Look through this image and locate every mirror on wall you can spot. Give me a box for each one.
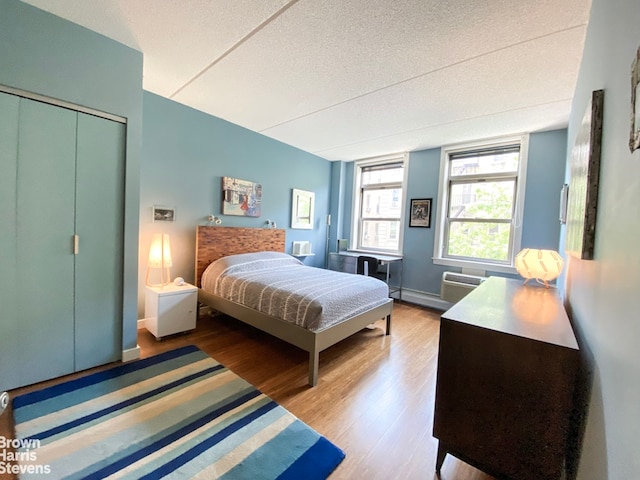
[291,189,314,229]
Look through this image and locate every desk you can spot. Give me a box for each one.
[328,251,403,301]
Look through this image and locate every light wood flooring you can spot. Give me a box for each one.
[1,301,494,480]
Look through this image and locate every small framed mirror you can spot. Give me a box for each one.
[291,189,314,229]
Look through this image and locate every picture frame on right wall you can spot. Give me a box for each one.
[630,45,640,152]
[566,89,604,260]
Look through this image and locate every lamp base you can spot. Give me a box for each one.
[145,266,172,288]
[522,278,552,289]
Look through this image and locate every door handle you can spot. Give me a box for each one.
[73,234,79,255]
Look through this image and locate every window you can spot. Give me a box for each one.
[352,155,408,254]
[433,136,528,272]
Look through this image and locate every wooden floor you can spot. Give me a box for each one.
[0,301,494,480]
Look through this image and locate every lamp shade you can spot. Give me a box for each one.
[146,234,172,287]
[148,233,172,268]
[515,248,563,288]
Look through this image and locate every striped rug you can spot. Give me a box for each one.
[12,345,345,479]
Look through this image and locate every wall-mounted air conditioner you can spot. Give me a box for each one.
[441,272,487,303]
[292,241,312,256]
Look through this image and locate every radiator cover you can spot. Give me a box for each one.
[441,272,487,303]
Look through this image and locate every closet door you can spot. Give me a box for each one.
[15,99,77,386]
[74,113,125,370]
[0,92,20,391]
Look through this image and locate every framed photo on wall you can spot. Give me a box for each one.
[409,198,432,228]
[152,205,175,222]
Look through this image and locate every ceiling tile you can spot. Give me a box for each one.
[21,0,591,160]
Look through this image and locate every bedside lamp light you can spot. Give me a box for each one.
[146,233,172,288]
[515,248,564,288]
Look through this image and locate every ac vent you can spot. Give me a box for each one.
[292,241,311,256]
[442,272,484,286]
[441,272,487,303]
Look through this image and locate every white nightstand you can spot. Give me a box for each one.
[145,283,198,340]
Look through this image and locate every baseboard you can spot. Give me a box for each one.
[122,345,141,363]
[400,288,452,311]
[137,318,147,329]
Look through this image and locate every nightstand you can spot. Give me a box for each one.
[144,283,198,340]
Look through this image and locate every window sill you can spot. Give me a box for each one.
[432,257,517,275]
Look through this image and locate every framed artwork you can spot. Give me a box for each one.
[221,177,262,217]
[152,205,175,222]
[409,198,432,227]
[630,46,640,152]
[566,90,604,260]
[291,188,314,229]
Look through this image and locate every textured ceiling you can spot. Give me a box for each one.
[21,0,591,161]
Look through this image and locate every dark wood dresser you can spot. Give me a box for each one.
[433,276,580,480]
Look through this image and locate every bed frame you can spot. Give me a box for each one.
[195,225,393,386]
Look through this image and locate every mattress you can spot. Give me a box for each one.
[201,251,389,332]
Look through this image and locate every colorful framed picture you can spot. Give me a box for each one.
[409,198,432,228]
[221,177,262,217]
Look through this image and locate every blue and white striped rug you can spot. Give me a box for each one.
[12,345,345,479]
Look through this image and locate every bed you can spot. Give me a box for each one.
[195,225,393,386]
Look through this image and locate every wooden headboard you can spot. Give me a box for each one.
[195,226,286,287]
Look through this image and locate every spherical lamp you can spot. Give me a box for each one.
[514,248,564,288]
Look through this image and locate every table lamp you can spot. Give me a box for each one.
[514,248,563,288]
[146,233,172,287]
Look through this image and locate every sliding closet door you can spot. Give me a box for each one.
[74,113,125,371]
[0,92,20,391]
[16,98,77,386]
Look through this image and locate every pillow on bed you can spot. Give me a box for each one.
[202,251,303,286]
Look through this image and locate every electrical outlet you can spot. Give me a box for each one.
[0,391,8,415]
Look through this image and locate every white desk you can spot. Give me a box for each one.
[328,251,403,301]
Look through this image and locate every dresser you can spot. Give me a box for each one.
[433,277,580,480]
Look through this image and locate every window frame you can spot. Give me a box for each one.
[350,153,409,255]
[432,135,529,273]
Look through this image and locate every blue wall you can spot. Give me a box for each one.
[333,129,568,302]
[328,161,348,254]
[0,0,143,352]
[6,3,636,476]
[1,0,573,365]
[522,129,567,249]
[403,148,445,295]
[139,92,332,314]
[560,0,640,477]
